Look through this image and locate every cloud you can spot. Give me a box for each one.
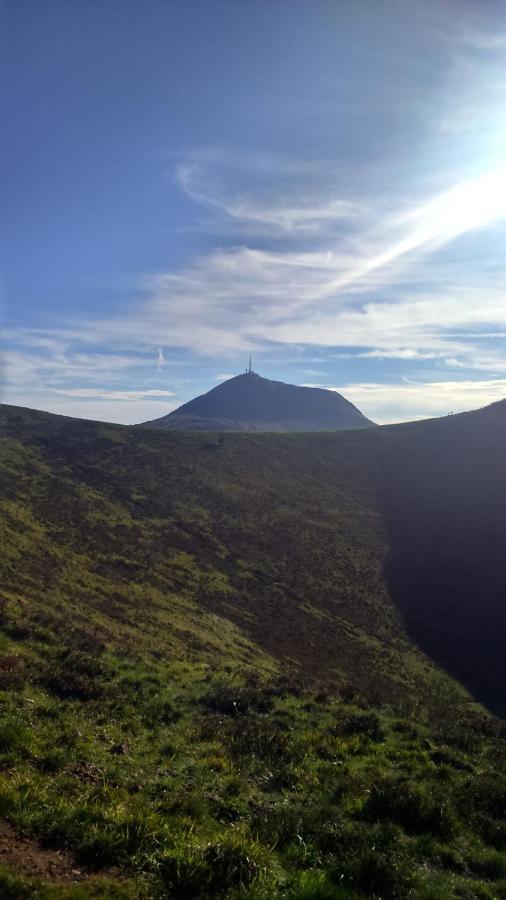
[102,151,506,365]
[157,348,166,373]
[176,160,363,234]
[7,212,506,407]
[358,349,438,360]
[307,378,506,425]
[8,95,506,426]
[13,127,506,368]
[49,388,175,400]
[8,393,178,426]
[443,350,506,373]
[1,343,178,422]
[453,25,506,52]
[2,345,160,385]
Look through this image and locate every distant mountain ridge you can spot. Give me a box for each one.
[142,371,374,431]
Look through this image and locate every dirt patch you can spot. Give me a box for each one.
[0,820,86,882]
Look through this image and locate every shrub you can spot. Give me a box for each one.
[41,649,107,700]
[481,818,506,851]
[459,773,506,821]
[222,775,248,798]
[163,792,209,821]
[469,847,506,880]
[431,747,472,771]
[142,696,181,727]
[287,871,360,899]
[0,719,31,754]
[202,834,273,888]
[0,866,32,900]
[363,776,458,838]
[159,832,278,897]
[327,821,416,898]
[0,655,25,690]
[0,786,16,818]
[200,679,273,716]
[390,720,421,739]
[226,714,301,766]
[76,813,157,868]
[34,747,71,773]
[338,712,384,742]
[266,673,308,698]
[159,841,210,898]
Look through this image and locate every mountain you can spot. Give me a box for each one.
[1,400,506,898]
[142,370,374,431]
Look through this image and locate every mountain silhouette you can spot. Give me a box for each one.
[143,371,374,431]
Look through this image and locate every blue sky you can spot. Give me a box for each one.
[4,0,506,424]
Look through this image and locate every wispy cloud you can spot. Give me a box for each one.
[358,349,438,360]
[124,244,506,362]
[453,25,506,52]
[443,350,506,374]
[8,103,506,423]
[49,388,175,400]
[156,347,166,373]
[176,160,364,234]
[1,343,179,422]
[7,0,506,426]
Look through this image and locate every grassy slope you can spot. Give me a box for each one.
[0,402,505,898]
[0,403,463,704]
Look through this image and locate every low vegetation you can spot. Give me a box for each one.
[0,402,505,896]
[0,630,504,898]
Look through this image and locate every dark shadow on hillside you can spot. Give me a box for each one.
[374,404,506,717]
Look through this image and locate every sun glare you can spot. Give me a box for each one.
[322,167,506,298]
[416,168,506,243]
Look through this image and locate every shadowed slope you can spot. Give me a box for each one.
[374,401,506,716]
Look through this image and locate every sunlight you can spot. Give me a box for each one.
[321,167,506,298]
[415,167,506,242]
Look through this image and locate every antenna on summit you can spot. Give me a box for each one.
[246,355,252,374]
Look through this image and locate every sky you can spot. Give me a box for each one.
[4,0,506,425]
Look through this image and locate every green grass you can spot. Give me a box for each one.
[0,402,505,896]
[0,656,504,897]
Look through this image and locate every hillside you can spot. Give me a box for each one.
[142,371,374,431]
[0,401,505,898]
[1,402,462,707]
[0,404,413,701]
[2,400,505,713]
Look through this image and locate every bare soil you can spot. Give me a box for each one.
[0,820,88,882]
